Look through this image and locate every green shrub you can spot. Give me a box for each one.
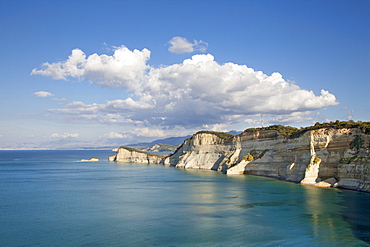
[349,135,364,153]
[195,131,235,140]
[313,156,321,164]
[242,153,254,162]
[244,121,370,139]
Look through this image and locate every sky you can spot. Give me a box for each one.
[0,0,369,149]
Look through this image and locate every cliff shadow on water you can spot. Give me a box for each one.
[339,189,370,243]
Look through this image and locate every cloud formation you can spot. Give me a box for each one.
[51,133,79,138]
[168,36,208,54]
[32,46,150,88]
[100,131,129,139]
[32,43,338,129]
[33,91,54,97]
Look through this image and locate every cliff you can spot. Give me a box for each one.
[165,126,370,192]
[108,146,164,164]
[109,122,370,192]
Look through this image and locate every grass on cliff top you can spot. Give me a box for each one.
[244,120,370,138]
[118,146,164,157]
[194,131,235,140]
[185,120,369,142]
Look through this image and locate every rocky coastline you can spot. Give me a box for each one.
[109,122,370,192]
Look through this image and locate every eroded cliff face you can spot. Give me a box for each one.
[164,133,235,171]
[109,147,164,164]
[108,128,370,192]
[166,128,370,192]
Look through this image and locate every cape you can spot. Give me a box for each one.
[110,122,370,192]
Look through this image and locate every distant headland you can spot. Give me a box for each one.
[109,121,370,192]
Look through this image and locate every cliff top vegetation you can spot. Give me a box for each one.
[192,121,369,141]
[195,131,235,140]
[244,120,370,138]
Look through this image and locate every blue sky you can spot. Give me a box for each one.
[1,0,369,149]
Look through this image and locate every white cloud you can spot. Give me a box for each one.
[244,118,259,125]
[31,46,151,88]
[32,45,339,129]
[52,98,67,102]
[202,123,229,132]
[105,98,153,111]
[49,101,102,115]
[346,109,354,120]
[168,36,208,54]
[51,133,79,138]
[267,111,313,124]
[100,132,129,139]
[33,91,54,97]
[244,112,314,126]
[130,127,165,137]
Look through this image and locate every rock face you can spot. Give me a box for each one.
[164,133,235,171]
[109,147,164,164]
[165,128,370,192]
[109,127,370,192]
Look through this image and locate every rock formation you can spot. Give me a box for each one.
[108,146,164,164]
[164,126,370,192]
[79,158,99,162]
[109,122,370,192]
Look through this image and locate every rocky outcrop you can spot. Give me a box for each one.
[79,158,99,162]
[109,125,370,192]
[165,128,370,192]
[109,147,164,164]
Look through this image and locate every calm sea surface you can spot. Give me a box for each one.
[1,150,370,247]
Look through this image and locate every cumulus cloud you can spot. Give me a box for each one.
[168,36,208,54]
[33,91,54,97]
[100,132,129,139]
[202,123,229,132]
[32,45,339,129]
[31,46,151,88]
[51,133,79,138]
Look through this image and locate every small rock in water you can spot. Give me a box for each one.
[79,158,99,162]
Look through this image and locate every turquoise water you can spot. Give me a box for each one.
[1,150,370,246]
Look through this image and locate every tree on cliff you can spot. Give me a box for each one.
[350,135,364,154]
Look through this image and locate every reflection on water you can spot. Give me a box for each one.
[301,186,356,245]
[1,151,370,246]
[183,170,370,246]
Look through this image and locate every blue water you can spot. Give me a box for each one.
[1,150,370,246]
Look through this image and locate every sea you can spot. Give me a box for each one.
[1,150,370,247]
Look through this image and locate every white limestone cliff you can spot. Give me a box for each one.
[108,147,164,164]
[165,128,370,192]
[109,126,370,192]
